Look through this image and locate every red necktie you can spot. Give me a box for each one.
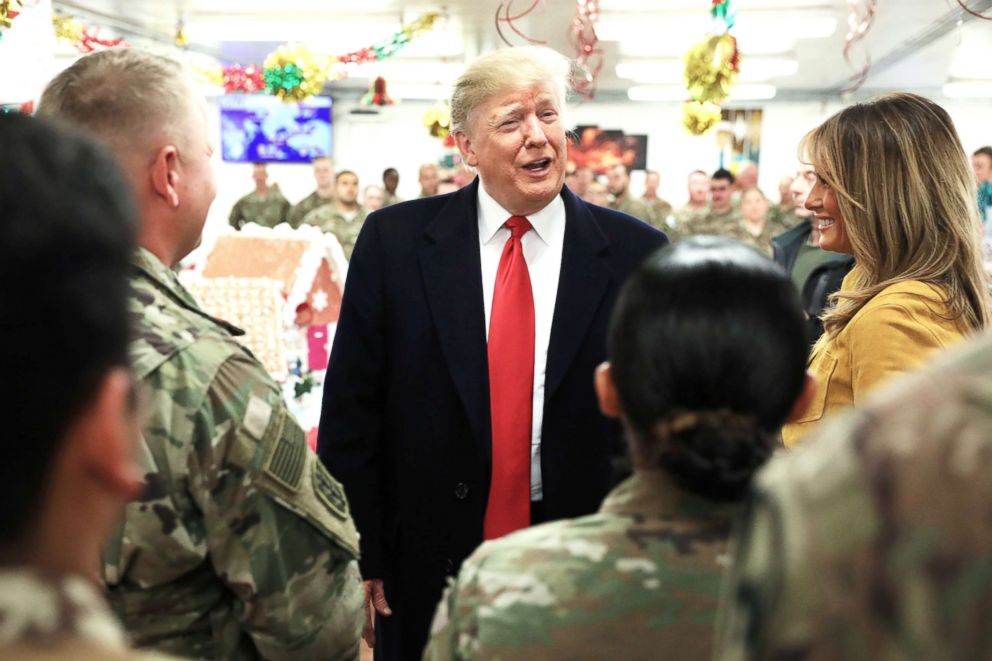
[484,215,535,540]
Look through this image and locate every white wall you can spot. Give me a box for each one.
[201,95,992,254]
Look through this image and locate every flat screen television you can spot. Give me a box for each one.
[220,95,332,163]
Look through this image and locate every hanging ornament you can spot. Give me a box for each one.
[361,76,394,106]
[423,100,452,140]
[0,0,22,40]
[684,33,740,105]
[570,0,603,101]
[682,100,722,135]
[842,0,877,92]
[174,19,188,48]
[53,14,125,52]
[338,12,440,66]
[263,44,331,102]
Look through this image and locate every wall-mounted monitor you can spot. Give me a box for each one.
[220,95,332,163]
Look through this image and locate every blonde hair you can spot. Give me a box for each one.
[450,46,571,135]
[39,48,193,156]
[801,92,992,338]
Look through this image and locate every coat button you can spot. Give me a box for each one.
[454,482,469,500]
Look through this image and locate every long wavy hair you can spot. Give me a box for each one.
[801,92,992,338]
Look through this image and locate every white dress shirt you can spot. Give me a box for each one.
[477,182,566,502]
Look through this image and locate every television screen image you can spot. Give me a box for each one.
[220,95,332,163]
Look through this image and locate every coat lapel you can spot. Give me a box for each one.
[545,188,612,402]
[418,180,491,455]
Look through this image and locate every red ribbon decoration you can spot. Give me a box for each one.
[494,0,547,47]
[957,0,992,19]
[570,0,603,101]
[842,0,877,92]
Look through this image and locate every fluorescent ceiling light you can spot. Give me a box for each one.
[943,80,992,98]
[617,56,797,83]
[730,84,777,100]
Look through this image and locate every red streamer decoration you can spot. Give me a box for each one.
[842,0,877,92]
[957,0,992,19]
[569,0,603,101]
[494,0,546,47]
[223,64,265,94]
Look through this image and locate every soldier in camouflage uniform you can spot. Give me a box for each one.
[288,156,335,228]
[39,48,365,660]
[302,170,368,259]
[716,334,992,660]
[229,163,291,229]
[607,163,654,227]
[682,169,742,238]
[0,114,174,660]
[423,237,811,660]
[669,170,711,240]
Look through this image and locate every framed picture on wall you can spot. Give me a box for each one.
[568,125,648,174]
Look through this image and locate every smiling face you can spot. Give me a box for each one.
[805,173,853,254]
[455,85,566,216]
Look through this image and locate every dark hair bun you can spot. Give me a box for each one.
[661,425,776,501]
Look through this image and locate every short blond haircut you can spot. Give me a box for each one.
[450,46,572,134]
[39,48,194,156]
[802,92,992,337]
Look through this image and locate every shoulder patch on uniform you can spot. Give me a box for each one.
[313,462,349,521]
[263,415,307,492]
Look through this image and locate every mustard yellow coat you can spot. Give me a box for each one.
[782,269,966,448]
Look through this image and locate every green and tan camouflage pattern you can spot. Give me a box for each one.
[287,190,334,229]
[767,206,802,234]
[669,204,710,240]
[229,190,292,229]
[723,220,778,256]
[423,470,740,661]
[301,205,369,260]
[609,192,654,227]
[105,248,363,660]
[716,334,992,660]
[679,207,744,240]
[642,196,674,233]
[0,568,178,660]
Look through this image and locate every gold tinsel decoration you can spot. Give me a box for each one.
[683,33,739,105]
[682,100,722,136]
[263,44,332,103]
[422,100,451,139]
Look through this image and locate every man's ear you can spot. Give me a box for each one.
[75,367,144,501]
[594,362,622,419]
[150,144,180,209]
[454,130,478,168]
[786,372,816,423]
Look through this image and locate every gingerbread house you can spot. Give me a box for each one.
[181,223,349,380]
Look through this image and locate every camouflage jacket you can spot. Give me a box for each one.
[287,190,334,229]
[716,334,992,660]
[680,207,744,239]
[301,205,368,259]
[229,190,291,229]
[0,568,176,660]
[724,220,777,256]
[670,204,710,239]
[382,190,402,207]
[423,470,740,660]
[609,192,654,227]
[642,196,674,232]
[105,248,364,660]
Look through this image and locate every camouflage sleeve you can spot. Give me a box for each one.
[287,201,303,229]
[422,573,478,661]
[279,194,291,223]
[228,199,242,229]
[715,415,876,660]
[188,350,364,660]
